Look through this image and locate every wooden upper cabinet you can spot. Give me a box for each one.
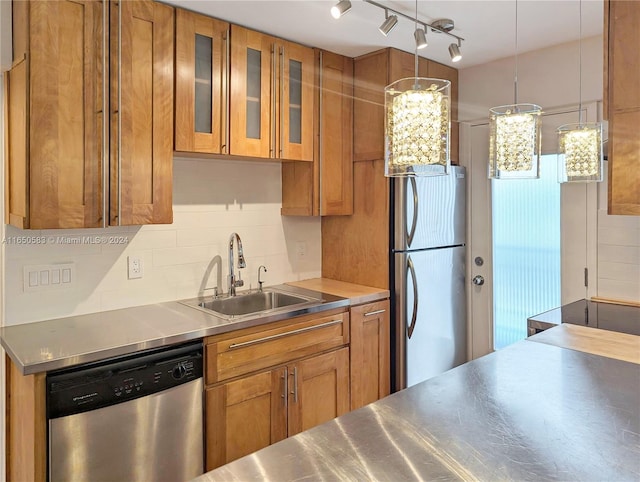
[175,9,229,155]
[229,25,275,158]
[112,0,174,225]
[278,40,315,161]
[353,48,459,165]
[229,25,314,161]
[7,0,104,229]
[281,50,353,216]
[6,0,174,228]
[605,0,640,216]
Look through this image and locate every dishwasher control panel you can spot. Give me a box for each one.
[47,342,203,419]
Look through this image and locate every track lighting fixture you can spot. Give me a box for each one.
[449,42,462,62]
[331,0,352,19]
[336,0,464,63]
[379,10,398,36]
[414,27,428,49]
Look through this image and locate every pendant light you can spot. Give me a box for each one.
[557,0,603,183]
[489,0,541,180]
[384,1,451,177]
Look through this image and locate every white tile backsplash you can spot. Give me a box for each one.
[4,158,321,325]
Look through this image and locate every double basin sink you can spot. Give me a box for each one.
[180,286,321,320]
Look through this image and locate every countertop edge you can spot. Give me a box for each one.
[1,285,351,375]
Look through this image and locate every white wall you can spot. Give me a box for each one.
[4,158,322,325]
[597,165,640,302]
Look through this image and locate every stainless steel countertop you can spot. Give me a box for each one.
[195,340,640,482]
[0,285,349,374]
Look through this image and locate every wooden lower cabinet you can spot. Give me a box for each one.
[350,300,390,410]
[205,347,350,470]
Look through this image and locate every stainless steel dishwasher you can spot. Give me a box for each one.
[47,341,204,482]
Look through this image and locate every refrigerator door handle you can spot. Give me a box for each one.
[407,256,419,339]
[407,177,418,248]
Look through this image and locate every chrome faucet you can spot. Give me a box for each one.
[227,232,246,296]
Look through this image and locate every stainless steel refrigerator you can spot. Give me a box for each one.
[391,165,467,391]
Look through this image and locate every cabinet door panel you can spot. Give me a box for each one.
[175,9,228,154]
[288,347,349,436]
[280,41,314,161]
[320,51,353,215]
[230,25,274,158]
[29,0,103,228]
[114,0,173,225]
[206,368,287,470]
[350,300,390,410]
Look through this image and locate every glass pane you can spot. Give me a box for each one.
[246,48,261,139]
[289,59,302,144]
[194,34,213,134]
[492,155,561,349]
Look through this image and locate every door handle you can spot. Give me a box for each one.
[472,275,485,286]
[407,177,418,247]
[407,256,418,339]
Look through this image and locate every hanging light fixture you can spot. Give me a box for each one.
[557,0,603,183]
[489,0,541,179]
[384,0,450,177]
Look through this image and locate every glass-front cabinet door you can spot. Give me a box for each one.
[230,25,275,158]
[175,9,229,154]
[279,41,314,162]
[230,25,315,161]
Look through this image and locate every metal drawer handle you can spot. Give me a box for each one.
[363,309,386,317]
[228,318,343,349]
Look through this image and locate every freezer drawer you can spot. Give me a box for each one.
[394,247,467,389]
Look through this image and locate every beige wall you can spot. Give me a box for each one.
[4,158,322,325]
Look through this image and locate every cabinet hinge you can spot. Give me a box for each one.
[584,268,589,288]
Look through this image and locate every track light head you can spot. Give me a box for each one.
[414,28,428,49]
[449,42,462,62]
[331,0,352,19]
[379,12,398,36]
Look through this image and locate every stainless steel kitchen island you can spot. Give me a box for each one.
[194,339,640,481]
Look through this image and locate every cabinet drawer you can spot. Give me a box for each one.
[205,309,349,384]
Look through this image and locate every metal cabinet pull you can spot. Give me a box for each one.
[117,0,122,226]
[318,50,324,215]
[270,44,276,157]
[228,318,343,349]
[281,367,288,405]
[222,29,230,153]
[101,0,109,227]
[289,366,298,403]
[364,309,386,317]
[279,45,284,158]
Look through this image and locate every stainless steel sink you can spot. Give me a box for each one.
[180,287,320,319]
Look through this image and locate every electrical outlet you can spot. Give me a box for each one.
[296,241,307,260]
[127,256,143,279]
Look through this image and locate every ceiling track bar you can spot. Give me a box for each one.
[362,0,465,43]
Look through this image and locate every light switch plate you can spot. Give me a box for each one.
[24,263,75,292]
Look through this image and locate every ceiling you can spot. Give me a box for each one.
[165,0,604,68]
